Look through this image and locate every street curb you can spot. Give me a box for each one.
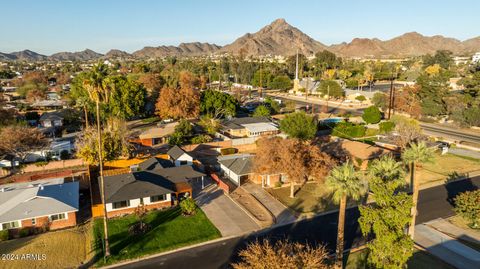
[100,234,242,269]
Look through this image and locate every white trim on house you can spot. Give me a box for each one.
[0,210,78,231]
[105,194,172,213]
[172,153,193,167]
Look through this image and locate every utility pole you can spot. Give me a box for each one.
[388,78,393,119]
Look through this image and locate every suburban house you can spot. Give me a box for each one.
[167,145,193,166]
[39,111,64,128]
[221,117,280,138]
[32,100,66,110]
[324,139,390,170]
[134,122,179,147]
[23,139,75,163]
[218,154,282,187]
[0,179,79,232]
[102,157,205,218]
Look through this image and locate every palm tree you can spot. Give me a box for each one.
[75,96,90,129]
[402,141,435,239]
[326,162,367,269]
[82,63,111,257]
[368,155,405,185]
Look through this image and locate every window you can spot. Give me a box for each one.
[49,213,66,221]
[179,160,188,165]
[1,221,19,230]
[31,218,36,225]
[112,200,130,209]
[150,194,166,203]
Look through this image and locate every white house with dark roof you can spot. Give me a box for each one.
[0,180,79,231]
[221,117,279,138]
[218,154,254,186]
[167,145,193,167]
[102,157,205,217]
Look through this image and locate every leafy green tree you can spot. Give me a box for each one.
[174,119,193,137]
[253,105,271,117]
[422,50,453,69]
[402,141,435,238]
[264,97,281,114]
[200,89,238,118]
[454,190,480,228]
[279,112,317,140]
[315,50,342,71]
[379,121,395,133]
[251,69,273,88]
[362,106,382,124]
[331,122,366,138]
[372,92,388,111]
[359,156,413,269]
[326,162,367,269]
[191,134,212,144]
[168,132,184,146]
[199,115,221,135]
[416,72,449,116]
[106,76,146,119]
[318,80,344,98]
[268,75,292,90]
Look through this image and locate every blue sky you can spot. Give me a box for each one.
[1,0,479,55]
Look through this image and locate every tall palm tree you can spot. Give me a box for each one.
[402,141,435,239]
[368,155,405,185]
[83,63,111,257]
[326,162,367,269]
[75,96,90,129]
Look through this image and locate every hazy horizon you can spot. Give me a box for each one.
[1,0,479,55]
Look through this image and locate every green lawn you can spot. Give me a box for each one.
[416,153,480,185]
[93,207,221,266]
[344,248,454,269]
[267,182,363,214]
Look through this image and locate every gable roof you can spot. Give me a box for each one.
[138,122,178,139]
[0,181,79,223]
[39,111,64,122]
[138,157,174,171]
[218,154,253,176]
[167,145,188,160]
[103,166,205,203]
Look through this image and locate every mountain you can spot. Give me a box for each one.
[220,18,327,57]
[104,49,131,59]
[10,50,48,61]
[49,49,103,61]
[329,32,478,58]
[0,52,16,61]
[133,42,221,58]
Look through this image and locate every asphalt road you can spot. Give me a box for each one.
[111,176,480,269]
[420,123,480,144]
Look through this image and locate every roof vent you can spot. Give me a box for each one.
[39,184,44,190]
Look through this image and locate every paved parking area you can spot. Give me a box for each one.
[193,178,260,237]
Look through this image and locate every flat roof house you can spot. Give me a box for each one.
[0,181,79,232]
[135,122,179,147]
[102,157,205,218]
[221,117,279,138]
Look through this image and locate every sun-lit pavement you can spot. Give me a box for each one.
[193,179,260,237]
[414,224,480,269]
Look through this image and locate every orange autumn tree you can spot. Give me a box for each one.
[155,71,200,119]
[254,137,336,198]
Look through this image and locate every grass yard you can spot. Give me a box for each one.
[416,153,480,185]
[447,215,480,252]
[344,248,454,269]
[93,206,221,266]
[267,182,363,214]
[0,225,90,269]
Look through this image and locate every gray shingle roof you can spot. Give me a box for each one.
[103,166,205,203]
[222,117,271,130]
[39,111,64,122]
[167,145,188,160]
[218,155,253,176]
[138,157,174,171]
[0,182,79,223]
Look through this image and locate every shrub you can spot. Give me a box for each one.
[0,230,8,241]
[362,105,382,124]
[19,228,31,238]
[253,105,271,117]
[60,150,70,160]
[332,122,366,138]
[379,121,395,133]
[191,135,212,144]
[355,95,366,102]
[274,181,283,188]
[454,190,480,228]
[180,197,197,215]
[220,148,236,155]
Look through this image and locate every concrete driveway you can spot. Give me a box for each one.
[193,178,260,237]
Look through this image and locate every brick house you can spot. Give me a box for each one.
[102,157,205,218]
[133,122,179,147]
[0,181,79,232]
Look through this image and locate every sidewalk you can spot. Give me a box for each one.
[426,218,480,244]
[415,224,480,269]
[242,182,297,225]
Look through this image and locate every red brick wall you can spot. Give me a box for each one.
[210,173,230,193]
[19,212,77,231]
[107,200,172,218]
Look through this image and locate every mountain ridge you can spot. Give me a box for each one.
[1,19,480,61]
